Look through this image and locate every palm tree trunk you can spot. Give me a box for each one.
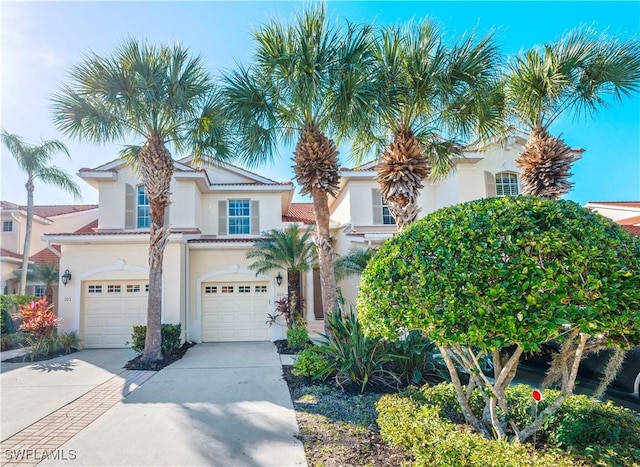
[139,137,173,364]
[311,186,338,327]
[45,284,54,307]
[19,177,35,295]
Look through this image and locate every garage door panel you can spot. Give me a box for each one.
[82,281,148,348]
[202,281,270,342]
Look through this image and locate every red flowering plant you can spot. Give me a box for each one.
[18,298,58,338]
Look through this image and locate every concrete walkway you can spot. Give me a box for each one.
[2,343,306,466]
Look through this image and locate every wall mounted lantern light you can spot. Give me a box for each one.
[61,269,72,286]
[276,272,283,286]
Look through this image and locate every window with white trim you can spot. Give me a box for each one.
[2,220,13,232]
[34,285,46,298]
[137,185,150,228]
[228,199,250,234]
[495,173,519,196]
[381,199,395,225]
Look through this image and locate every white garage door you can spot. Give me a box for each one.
[202,282,270,342]
[82,281,148,348]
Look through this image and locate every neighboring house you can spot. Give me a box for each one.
[585,201,640,236]
[39,130,553,348]
[0,201,98,308]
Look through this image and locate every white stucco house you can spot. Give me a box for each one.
[3,130,560,348]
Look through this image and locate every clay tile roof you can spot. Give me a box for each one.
[622,225,640,236]
[74,219,99,233]
[590,201,640,209]
[283,203,315,224]
[29,246,61,265]
[0,201,22,210]
[32,205,98,218]
[618,215,640,226]
[188,237,263,243]
[0,248,22,259]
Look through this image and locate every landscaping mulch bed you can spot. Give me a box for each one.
[124,341,195,371]
[282,366,413,467]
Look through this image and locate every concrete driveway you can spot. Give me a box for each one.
[38,342,307,466]
[1,348,136,440]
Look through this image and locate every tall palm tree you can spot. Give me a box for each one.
[1,131,80,295]
[223,6,375,319]
[246,225,316,319]
[349,21,505,230]
[51,39,232,363]
[506,28,640,198]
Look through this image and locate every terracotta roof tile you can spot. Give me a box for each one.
[45,228,201,237]
[622,225,640,236]
[618,215,640,226]
[0,202,98,218]
[0,248,22,259]
[283,203,315,224]
[74,220,98,233]
[589,201,640,209]
[29,246,61,265]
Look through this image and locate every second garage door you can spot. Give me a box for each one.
[82,281,148,348]
[202,282,270,342]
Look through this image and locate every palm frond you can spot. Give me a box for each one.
[35,166,81,199]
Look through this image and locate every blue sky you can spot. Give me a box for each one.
[1,1,639,206]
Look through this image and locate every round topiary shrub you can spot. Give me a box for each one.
[358,196,640,441]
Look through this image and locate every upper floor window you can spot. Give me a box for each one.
[228,199,250,235]
[495,173,519,196]
[137,185,150,228]
[372,189,396,225]
[2,220,13,232]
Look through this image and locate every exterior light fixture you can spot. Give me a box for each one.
[61,269,72,286]
[276,272,283,286]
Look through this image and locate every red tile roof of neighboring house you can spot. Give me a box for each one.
[589,201,640,209]
[0,201,98,219]
[622,225,640,236]
[75,219,99,233]
[0,248,22,259]
[618,215,640,226]
[45,228,202,237]
[29,246,61,265]
[283,203,315,224]
[188,237,264,243]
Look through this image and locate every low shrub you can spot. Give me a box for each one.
[129,324,182,356]
[377,392,574,467]
[18,298,58,338]
[286,327,309,352]
[24,334,61,361]
[544,395,640,466]
[58,331,81,354]
[1,294,36,334]
[292,346,331,378]
[315,311,399,392]
[389,330,440,385]
[0,331,28,351]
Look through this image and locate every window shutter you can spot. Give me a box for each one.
[251,200,260,235]
[484,171,496,198]
[218,200,227,235]
[372,188,382,224]
[125,184,135,229]
[164,203,171,228]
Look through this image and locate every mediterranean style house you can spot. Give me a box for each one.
[2,129,606,348]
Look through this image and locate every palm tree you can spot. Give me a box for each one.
[1,131,80,295]
[349,21,505,230]
[51,39,232,363]
[334,247,377,281]
[246,225,316,321]
[506,28,640,198]
[223,6,375,319]
[16,262,59,306]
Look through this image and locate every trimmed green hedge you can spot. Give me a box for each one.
[129,324,182,356]
[377,383,640,466]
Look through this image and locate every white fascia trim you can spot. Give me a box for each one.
[78,171,118,181]
[209,184,293,192]
[340,171,377,179]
